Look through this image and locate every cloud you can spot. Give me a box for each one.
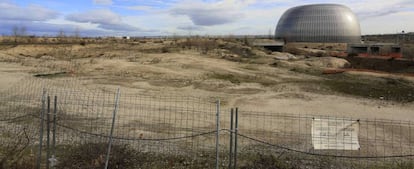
[170,0,245,26]
[66,9,140,32]
[177,25,204,31]
[359,11,414,34]
[357,9,400,19]
[125,5,153,11]
[0,0,413,36]
[98,23,137,32]
[0,20,85,36]
[98,23,157,32]
[0,19,159,37]
[66,9,121,25]
[0,2,59,21]
[347,0,414,20]
[93,0,112,5]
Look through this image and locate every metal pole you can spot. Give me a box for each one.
[51,96,57,168]
[37,89,46,169]
[104,88,121,169]
[215,99,220,169]
[228,108,234,169]
[234,108,238,169]
[46,96,51,169]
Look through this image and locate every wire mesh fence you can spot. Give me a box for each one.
[232,110,414,168]
[48,87,220,168]
[0,78,413,169]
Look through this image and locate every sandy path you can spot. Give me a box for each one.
[230,92,414,121]
[0,62,31,92]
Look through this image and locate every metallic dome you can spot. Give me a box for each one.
[275,4,361,43]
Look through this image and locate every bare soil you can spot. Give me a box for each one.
[0,39,413,123]
[1,39,414,169]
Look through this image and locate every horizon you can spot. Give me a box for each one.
[0,0,413,37]
[1,32,413,38]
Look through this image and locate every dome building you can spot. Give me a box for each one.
[275,4,361,43]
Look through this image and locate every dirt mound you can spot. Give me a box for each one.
[0,53,19,62]
[298,57,351,69]
[272,52,300,60]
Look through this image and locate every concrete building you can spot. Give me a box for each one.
[347,43,402,58]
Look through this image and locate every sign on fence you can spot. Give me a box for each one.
[312,118,360,150]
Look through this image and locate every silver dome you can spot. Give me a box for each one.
[275,4,361,43]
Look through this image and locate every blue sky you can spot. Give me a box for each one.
[0,0,413,36]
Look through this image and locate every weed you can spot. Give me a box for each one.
[209,73,241,84]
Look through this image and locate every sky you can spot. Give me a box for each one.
[0,0,413,37]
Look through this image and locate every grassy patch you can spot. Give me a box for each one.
[1,141,413,169]
[239,153,297,169]
[57,143,139,169]
[208,73,241,84]
[0,128,36,169]
[56,143,217,169]
[237,148,414,169]
[207,73,276,86]
[273,61,414,102]
[322,74,414,102]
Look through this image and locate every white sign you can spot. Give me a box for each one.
[312,118,360,150]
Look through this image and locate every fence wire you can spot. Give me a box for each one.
[0,78,413,169]
[233,110,414,168]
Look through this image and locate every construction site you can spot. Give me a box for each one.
[0,3,413,169]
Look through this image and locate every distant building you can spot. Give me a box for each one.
[275,4,361,43]
[347,43,402,58]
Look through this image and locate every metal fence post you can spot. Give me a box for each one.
[229,108,234,169]
[37,89,46,169]
[46,96,51,169]
[216,99,220,169]
[51,96,57,168]
[104,88,121,169]
[234,107,238,169]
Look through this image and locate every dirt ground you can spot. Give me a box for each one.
[0,39,413,122]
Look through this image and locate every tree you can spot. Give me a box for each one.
[19,26,26,37]
[73,27,80,39]
[12,26,19,43]
[58,29,66,43]
[11,26,27,43]
[12,26,19,36]
[58,29,65,38]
